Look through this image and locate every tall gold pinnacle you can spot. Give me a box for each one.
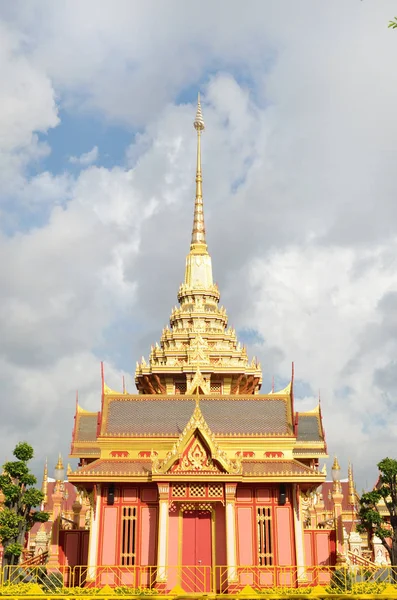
[348,461,356,506]
[55,453,64,471]
[41,458,48,505]
[191,93,206,249]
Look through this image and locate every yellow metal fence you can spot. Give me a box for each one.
[1,564,397,597]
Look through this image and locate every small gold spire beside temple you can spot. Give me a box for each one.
[332,456,341,472]
[332,456,342,494]
[41,458,48,506]
[348,461,356,506]
[55,453,64,482]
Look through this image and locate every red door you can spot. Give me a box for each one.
[59,530,89,586]
[181,510,212,592]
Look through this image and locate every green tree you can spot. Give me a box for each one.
[389,17,397,29]
[0,442,49,568]
[358,458,397,577]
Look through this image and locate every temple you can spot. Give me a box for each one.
[63,96,334,592]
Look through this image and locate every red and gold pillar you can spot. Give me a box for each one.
[331,457,345,565]
[47,460,64,572]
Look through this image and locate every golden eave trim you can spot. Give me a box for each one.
[101,393,289,400]
[76,405,98,415]
[298,405,321,416]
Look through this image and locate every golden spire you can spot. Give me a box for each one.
[332,455,341,471]
[348,461,356,506]
[191,93,207,251]
[332,455,342,494]
[41,458,48,506]
[182,94,214,291]
[55,453,64,481]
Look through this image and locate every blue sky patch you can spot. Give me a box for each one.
[33,110,135,177]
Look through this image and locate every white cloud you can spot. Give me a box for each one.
[243,242,397,484]
[69,145,98,166]
[0,21,58,198]
[1,2,397,488]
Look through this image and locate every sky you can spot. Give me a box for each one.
[1,1,397,490]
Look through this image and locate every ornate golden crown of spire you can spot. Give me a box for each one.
[194,93,205,131]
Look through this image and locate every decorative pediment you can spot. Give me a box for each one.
[151,400,242,476]
[171,435,225,474]
[186,367,210,395]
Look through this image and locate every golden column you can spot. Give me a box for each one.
[47,454,65,572]
[331,457,345,565]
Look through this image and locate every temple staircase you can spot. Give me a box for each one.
[347,550,378,571]
[20,551,48,567]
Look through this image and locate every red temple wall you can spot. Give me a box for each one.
[237,507,254,565]
[167,510,180,589]
[59,529,90,570]
[101,506,118,565]
[304,530,335,567]
[140,507,157,565]
[215,504,226,566]
[275,506,293,566]
[235,484,295,570]
[96,483,298,571]
[97,484,158,567]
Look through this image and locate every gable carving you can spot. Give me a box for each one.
[151,401,241,476]
[172,436,223,473]
[186,367,210,395]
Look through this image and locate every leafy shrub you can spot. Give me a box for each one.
[259,587,312,595]
[0,582,43,595]
[327,568,352,592]
[351,581,387,594]
[40,571,64,591]
[0,582,160,596]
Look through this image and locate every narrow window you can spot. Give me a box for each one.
[257,507,273,566]
[121,506,137,566]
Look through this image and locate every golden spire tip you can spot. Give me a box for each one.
[190,93,206,248]
[55,453,64,470]
[194,93,205,131]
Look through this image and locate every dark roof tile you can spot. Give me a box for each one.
[105,397,291,436]
[296,414,322,442]
[76,413,98,442]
